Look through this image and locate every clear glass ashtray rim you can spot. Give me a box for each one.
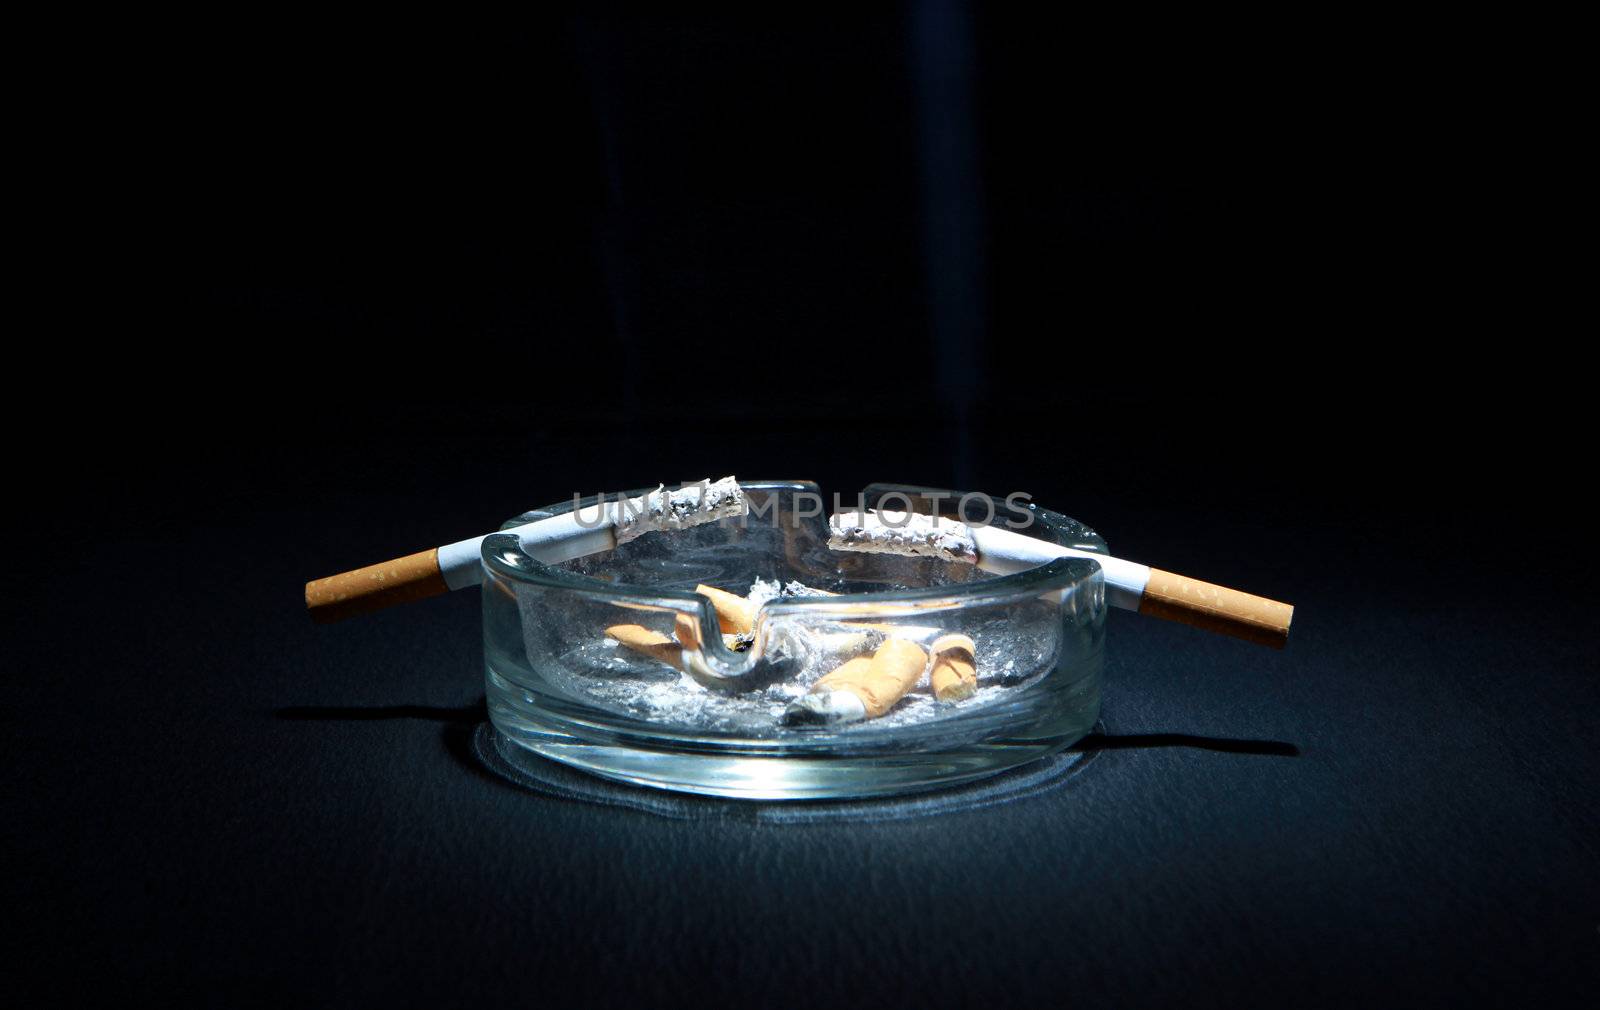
[481,478,1111,613]
[479,479,1109,797]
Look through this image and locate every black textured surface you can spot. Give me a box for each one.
[11,8,1595,1006]
[8,429,1597,1007]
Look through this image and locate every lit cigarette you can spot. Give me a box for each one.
[605,624,683,671]
[783,638,928,726]
[306,477,746,623]
[929,633,977,702]
[828,509,1294,649]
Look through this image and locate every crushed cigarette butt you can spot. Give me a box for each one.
[783,638,929,726]
[929,633,977,702]
[670,613,747,653]
[695,584,759,635]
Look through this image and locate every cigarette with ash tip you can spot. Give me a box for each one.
[305,477,747,623]
[828,509,1294,648]
[783,638,929,726]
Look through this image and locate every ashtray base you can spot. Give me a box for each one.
[489,690,1092,801]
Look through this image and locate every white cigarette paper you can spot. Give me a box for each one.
[828,508,1151,611]
[438,477,748,590]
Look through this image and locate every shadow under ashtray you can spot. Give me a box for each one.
[472,723,1102,823]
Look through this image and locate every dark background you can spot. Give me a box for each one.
[8,6,1595,1007]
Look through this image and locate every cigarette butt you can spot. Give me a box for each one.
[612,600,675,614]
[781,654,877,726]
[812,654,877,693]
[672,614,704,649]
[671,614,745,652]
[929,633,977,702]
[818,638,927,719]
[782,689,866,725]
[811,630,873,657]
[695,584,759,635]
[604,624,683,671]
[783,641,927,726]
[852,638,929,718]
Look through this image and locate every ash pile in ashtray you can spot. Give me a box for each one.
[745,577,833,606]
[572,578,1055,734]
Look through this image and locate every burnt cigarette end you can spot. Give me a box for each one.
[786,641,927,727]
[781,691,868,726]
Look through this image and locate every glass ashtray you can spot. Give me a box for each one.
[483,480,1106,800]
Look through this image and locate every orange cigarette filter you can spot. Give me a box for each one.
[670,613,744,652]
[812,655,877,693]
[695,584,759,635]
[604,624,684,671]
[814,638,928,719]
[929,634,977,702]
